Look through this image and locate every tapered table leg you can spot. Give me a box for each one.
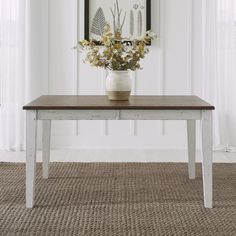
[42,120,51,179]
[201,110,213,208]
[187,120,196,179]
[26,110,37,208]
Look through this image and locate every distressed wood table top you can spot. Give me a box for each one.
[23,95,215,110]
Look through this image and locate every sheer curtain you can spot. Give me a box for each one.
[202,0,236,151]
[0,0,48,151]
[0,0,28,151]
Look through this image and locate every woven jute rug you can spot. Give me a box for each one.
[0,163,236,236]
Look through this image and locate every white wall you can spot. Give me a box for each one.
[2,0,235,162]
[47,0,203,154]
[0,0,206,162]
[26,0,49,100]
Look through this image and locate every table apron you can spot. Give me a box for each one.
[37,110,202,121]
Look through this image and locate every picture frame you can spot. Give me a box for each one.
[84,0,152,45]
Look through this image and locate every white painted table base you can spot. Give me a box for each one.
[26,109,212,208]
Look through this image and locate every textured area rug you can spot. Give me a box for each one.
[0,163,236,236]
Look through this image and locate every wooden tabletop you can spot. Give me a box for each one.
[23,96,215,110]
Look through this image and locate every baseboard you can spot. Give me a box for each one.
[0,148,236,163]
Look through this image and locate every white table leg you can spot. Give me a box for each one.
[201,110,213,208]
[26,110,37,208]
[187,120,196,179]
[42,120,51,179]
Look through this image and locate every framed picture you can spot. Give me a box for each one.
[85,0,151,45]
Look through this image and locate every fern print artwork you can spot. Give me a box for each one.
[130,10,134,36]
[87,0,151,42]
[138,10,143,36]
[90,8,107,36]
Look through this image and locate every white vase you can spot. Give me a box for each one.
[106,70,131,101]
